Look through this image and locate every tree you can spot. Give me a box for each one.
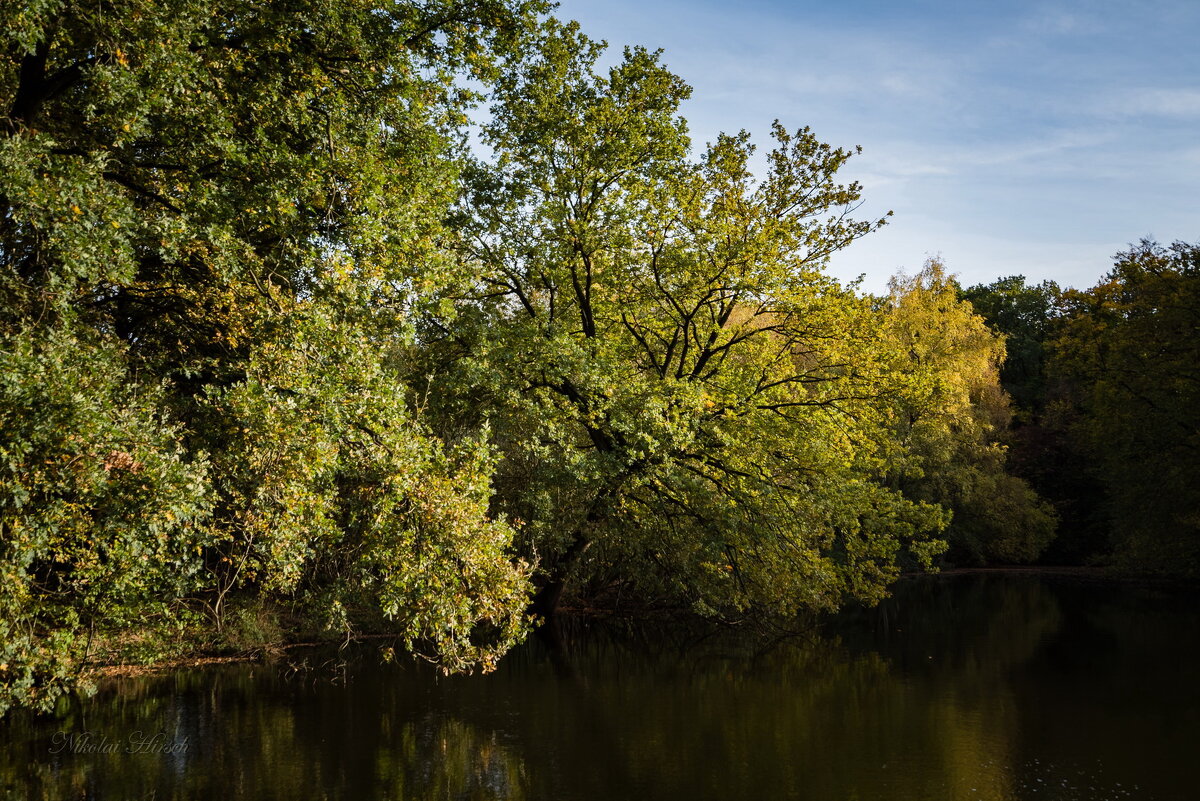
[1048,240,1200,575]
[959,275,1059,418]
[959,275,1110,564]
[422,21,946,620]
[880,260,1056,564]
[1,0,544,714]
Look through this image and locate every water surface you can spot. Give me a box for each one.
[2,572,1197,800]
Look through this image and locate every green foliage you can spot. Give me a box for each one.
[0,324,212,712]
[1,0,546,714]
[0,0,1072,716]
[881,260,1056,565]
[960,275,1060,417]
[959,274,1113,564]
[1048,240,1200,575]
[424,21,947,619]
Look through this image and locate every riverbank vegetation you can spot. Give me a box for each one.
[1,1,1194,715]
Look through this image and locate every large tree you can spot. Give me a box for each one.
[423,21,946,619]
[1,0,543,713]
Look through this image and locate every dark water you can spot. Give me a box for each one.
[3,573,1198,800]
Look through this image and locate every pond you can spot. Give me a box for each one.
[3,572,1198,800]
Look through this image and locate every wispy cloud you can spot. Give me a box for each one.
[1103,88,1200,118]
[945,129,1114,171]
[555,0,1200,290]
[1019,6,1106,36]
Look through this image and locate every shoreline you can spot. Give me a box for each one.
[83,566,1192,680]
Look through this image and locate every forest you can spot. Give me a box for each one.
[1,0,1196,716]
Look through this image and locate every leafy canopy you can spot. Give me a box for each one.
[423,21,946,619]
[1,0,546,714]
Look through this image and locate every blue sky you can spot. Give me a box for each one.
[555,0,1200,291]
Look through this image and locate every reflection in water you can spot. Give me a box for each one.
[1,574,1197,800]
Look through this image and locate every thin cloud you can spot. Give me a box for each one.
[1106,88,1200,118]
[552,0,1200,290]
[1019,6,1106,36]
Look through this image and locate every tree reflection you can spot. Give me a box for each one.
[2,574,1197,801]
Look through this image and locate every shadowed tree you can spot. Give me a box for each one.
[960,275,1060,419]
[1048,240,1200,575]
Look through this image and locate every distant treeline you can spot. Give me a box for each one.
[961,241,1199,575]
[1,1,1194,715]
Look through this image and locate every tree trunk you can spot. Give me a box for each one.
[529,532,591,620]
